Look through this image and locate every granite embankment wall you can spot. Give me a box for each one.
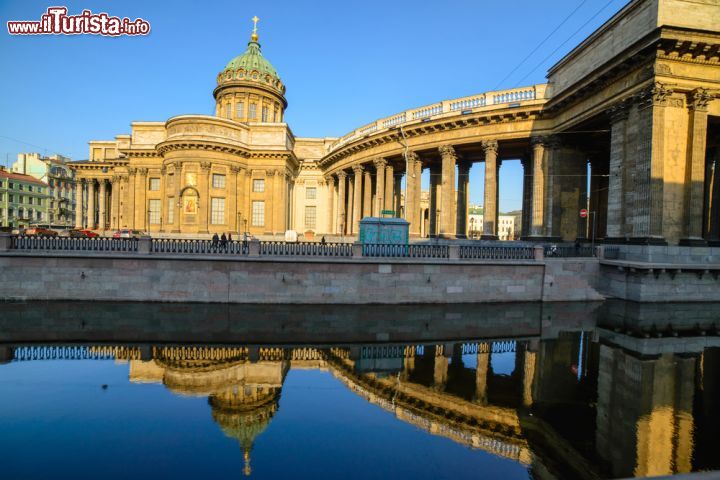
[0,253,602,304]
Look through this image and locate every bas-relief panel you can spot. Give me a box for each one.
[132,129,166,146]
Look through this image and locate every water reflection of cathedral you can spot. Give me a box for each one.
[3,302,720,479]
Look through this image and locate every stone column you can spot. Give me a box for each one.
[456,162,470,238]
[681,88,712,245]
[429,163,440,236]
[74,179,84,228]
[172,162,182,233]
[352,165,363,233]
[98,179,107,230]
[109,176,118,230]
[325,175,336,234]
[406,152,422,236]
[522,349,536,407]
[87,179,96,230]
[394,173,402,217]
[482,140,499,239]
[606,102,630,240]
[362,169,372,218]
[346,173,354,235]
[373,158,386,216]
[229,165,240,233]
[137,168,148,230]
[544,138,561,238]
[475,350,489,404]
[528,138,545,238]
[520,157,532,238]
[198,162,211,233]
[384,164,394,211]
[439,145,457,238]
[336,171,347,235]
[631,83,672,244]
[126,167,136,229]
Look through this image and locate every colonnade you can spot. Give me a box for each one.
[325,139,554,239]
[74,177,112,230]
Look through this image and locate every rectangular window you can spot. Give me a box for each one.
[252,179,265,193]
[149,178,160,191]
[251,201,264,227]
[236,102,244,118]
[261,106,268,122]
[9,194,14,203]
[212,174,226,189]
[225,104,232,119]
[305,187,317,200]
[167,197,175,224]
[248,103,257,120]
[148,199,161,224]
[28,185,33,192]
[210,197,225,225]
[304,206,317,229]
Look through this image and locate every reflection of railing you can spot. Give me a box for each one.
[461,341,518,354]
[152,238,248,255]
[259,241,353,257]
[329,84,546,152]
[459,245,533,260]
[13,345,124,361]
[362,243,449,258]
[11,236,138,252]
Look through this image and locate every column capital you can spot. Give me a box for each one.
[352,164,364,174]
[636,81,673,109]
[324,175,336,185]
[160,165,167,175]
[230,165,243,174]
[438,144,457,160]
[111,174,120,184]
[688,88,713,112]
[481,140,498,155]
[373,158,387,169]
[406,151,421,165]
[137,167,149,176]
[336,170,347,179]
[200,161,212,172]
[457,161,472,174]
[127,167,137,176]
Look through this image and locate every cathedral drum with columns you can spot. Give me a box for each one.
[71,1,720,245]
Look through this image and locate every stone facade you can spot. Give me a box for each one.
[70,0,720,245]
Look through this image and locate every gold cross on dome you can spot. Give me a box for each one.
[252,16,259,33]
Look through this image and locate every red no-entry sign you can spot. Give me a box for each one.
[580,208,588,218]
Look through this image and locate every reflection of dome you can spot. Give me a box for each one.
[210,387,281,476]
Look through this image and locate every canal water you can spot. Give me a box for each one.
[0,301,718,479]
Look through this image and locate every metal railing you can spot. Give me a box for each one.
[459,245,534,260]
[259,241,353,257]
[11,236,138,252]
[544,245,595,258]
[151,238,248,255]
[362,243,449,258]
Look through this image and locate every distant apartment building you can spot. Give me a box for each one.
[0,166,50,228]
[468,213,516,240]
[11,153,76,226]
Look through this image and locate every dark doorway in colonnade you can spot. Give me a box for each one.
[703,116,720,245]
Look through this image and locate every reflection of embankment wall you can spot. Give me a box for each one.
[0,255,603,304]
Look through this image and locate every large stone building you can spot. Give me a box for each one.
[0,167,50,228]
[12,153,76,227]
[71,0,720,245]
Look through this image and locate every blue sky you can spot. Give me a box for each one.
[0,0,629,210]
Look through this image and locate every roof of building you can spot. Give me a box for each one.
[223,22,280,82]
[0,169,48,186]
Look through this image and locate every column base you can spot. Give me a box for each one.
[679,237,708,247]
[707,239,720,247]
[439,234,457,240]
[481,235,498,240]
[628,236,667,245]
[171,229,180,234]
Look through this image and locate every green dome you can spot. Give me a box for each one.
[224,41,279,81]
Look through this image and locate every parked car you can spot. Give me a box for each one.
[112,229,149,239]
[76,229,99,238]
[24,227,58,237]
